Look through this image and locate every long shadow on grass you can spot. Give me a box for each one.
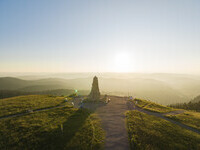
[39,103,105,150]
[36,108,91,150]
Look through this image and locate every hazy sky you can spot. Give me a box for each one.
[0,0,200,73]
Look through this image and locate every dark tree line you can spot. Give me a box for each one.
[170,95,200,112]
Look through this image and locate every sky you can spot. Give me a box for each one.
[0,0,200,73]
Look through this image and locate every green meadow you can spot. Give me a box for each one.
[0,107,105,150]
[166,111,200,130]
[126,110,200,150]
[134,98,175,113]
[0,95,66,117]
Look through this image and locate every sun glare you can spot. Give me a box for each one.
[114,52,131,72]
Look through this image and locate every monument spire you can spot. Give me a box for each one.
[89,76,100,100]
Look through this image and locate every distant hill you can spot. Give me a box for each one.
[0,77,31,90]
[1,73,200,105]
[100,77,188,104]
[0,77,91,91]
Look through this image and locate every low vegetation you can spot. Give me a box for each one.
[166,111,200,130]
[170,101,200,112]
[133,98,175,113]
[0,89,89,99]
[126,110,200,150]
[170,95,200,112]
[0,95,66,117]
[0,107,105,150]
[191,95,200,103]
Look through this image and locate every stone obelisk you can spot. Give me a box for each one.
[89,76,100,100]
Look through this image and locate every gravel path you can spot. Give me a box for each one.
[96,96,130,150]
[163,110,185,116]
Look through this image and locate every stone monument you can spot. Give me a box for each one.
[89,76,100,100]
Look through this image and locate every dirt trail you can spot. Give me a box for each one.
[163,110,185,116]
[96,96,130,150]
[127,100,200,135]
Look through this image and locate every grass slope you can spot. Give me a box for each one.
[0,107,105,150]
[0,89,89,99]
[0,95,65,117]
[134,98,175,113]
[166,111,200,130]
[126,110,200,150]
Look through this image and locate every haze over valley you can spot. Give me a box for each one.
[1,73,200,105]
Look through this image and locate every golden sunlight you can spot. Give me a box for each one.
[113,52,132,72]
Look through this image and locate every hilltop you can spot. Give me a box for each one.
[0,94,200,149]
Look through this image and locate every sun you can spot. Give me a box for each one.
[113,52,131,72]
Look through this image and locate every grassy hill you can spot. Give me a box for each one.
[129,98,200,143]
[133,98,175,113]
[1,94,200,149]
[0,95,66,117]
[0,107,104,150]
[126,110,200,150]
[166,111,200,130]
[0,95,105,149]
